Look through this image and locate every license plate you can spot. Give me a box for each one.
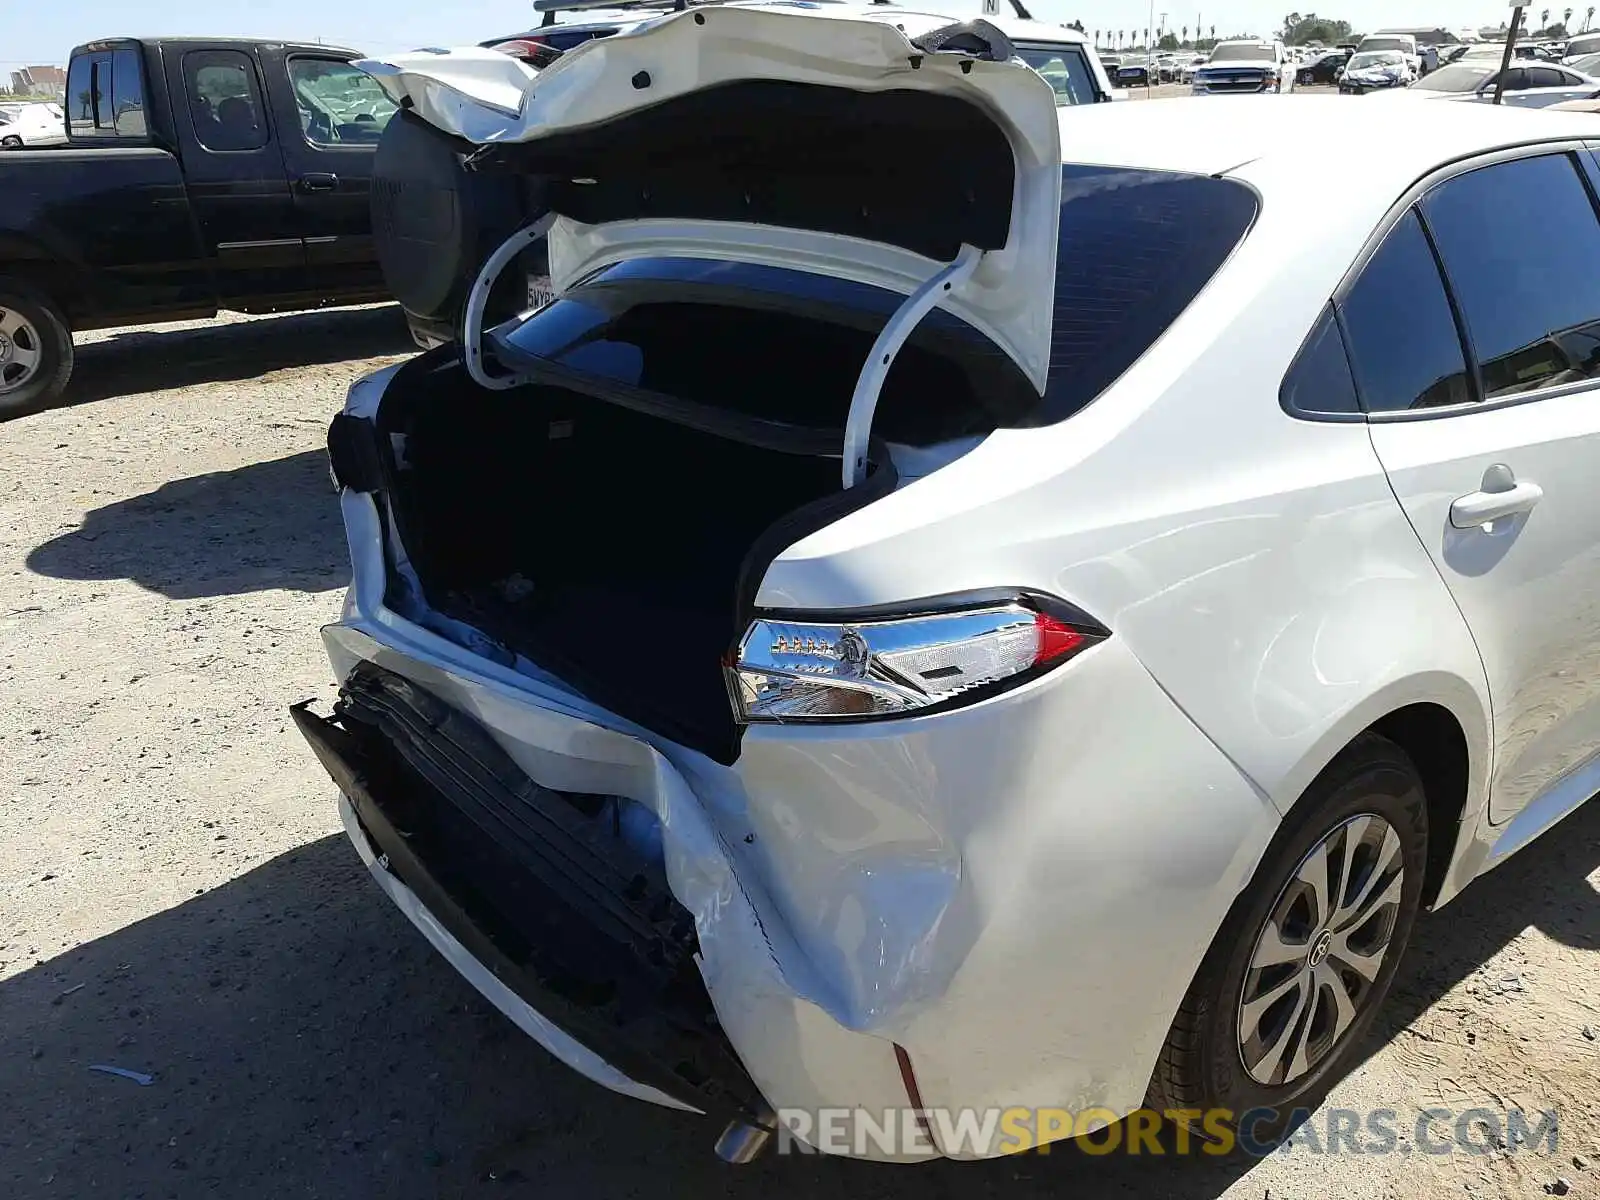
[527,273,556,312]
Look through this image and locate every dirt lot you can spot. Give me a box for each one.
[2,307,1598,1200]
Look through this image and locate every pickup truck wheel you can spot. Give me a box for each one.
[0,284,74,419]
[0,135,23,149]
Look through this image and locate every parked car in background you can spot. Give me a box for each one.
[1566,51,1600,76]
[1116,56,1154,86]
[302,14,1600,1157]
[0,102,67,148]
[1192,39,1293,93]
[1181,53,1209,83]
[1339,50,1417,94]
[0,36,397,416]
[1356,31,1422,77]
[1564,31,1600,63]
[1396,62,1600,109]
[1298,47,1352,85]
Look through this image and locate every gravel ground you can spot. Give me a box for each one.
[2,307,1598,1200]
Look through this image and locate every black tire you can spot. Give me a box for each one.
[0,279,74,419]
[1148,733,1428,1144]
[0,135,22,149]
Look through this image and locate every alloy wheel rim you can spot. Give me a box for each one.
[1236,812,1405,1087]
[0,306,44,395]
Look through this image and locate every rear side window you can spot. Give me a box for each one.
[1035,165,1259,423]
[1423,154,1600,400]
[184,50,268,152]
[1527,67,1573,88]
[1281,306,1361,416]
[1339,210,1474,412]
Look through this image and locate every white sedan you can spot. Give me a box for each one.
[299,5,1600,1163]
[0,102,66,149]
[1396,60,1600,107]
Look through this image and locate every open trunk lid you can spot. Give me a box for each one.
[357,5,1063,395]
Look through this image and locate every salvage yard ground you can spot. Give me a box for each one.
[2,222,1598,1198]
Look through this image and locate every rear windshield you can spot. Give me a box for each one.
[1359,37,1413,54]
[495,165,1258,438]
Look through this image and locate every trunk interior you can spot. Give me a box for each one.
[375,362,891,764]
[369,258,1038,763]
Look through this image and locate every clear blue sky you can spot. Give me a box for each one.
[0,2,1536,70]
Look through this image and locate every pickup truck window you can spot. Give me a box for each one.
[287,58,397,147]
[111,48,146,136]
[184,50,268,152]
[66,49,144,139]
[1014,46,1102,105]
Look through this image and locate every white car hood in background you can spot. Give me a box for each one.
[357,6,1064,391]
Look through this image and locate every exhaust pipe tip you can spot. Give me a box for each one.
[715,1108,777,1164]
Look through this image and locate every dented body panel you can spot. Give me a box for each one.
[315,487,1274,1157]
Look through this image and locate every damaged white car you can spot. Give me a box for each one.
[297,6,1600,1164]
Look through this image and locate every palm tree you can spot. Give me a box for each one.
[1588,6,1596,32]
[1565,7,1575,32]
[1541,8,1551,33]
[1182,24,1188,43]
[1210,24,1216,40]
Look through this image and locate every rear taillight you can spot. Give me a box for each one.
[729,596,1106,724]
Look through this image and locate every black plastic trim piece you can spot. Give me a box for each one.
[326,413,385,493]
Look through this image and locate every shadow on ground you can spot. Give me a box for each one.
[26,450,347,598]
[1359,797,1600,1063]
[3,802,1596,1200]
[60,307,414,408]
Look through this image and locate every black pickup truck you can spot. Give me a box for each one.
[0,37,399,416]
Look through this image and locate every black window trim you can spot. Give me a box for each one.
[285,53,384,152]
[1285,136,1600,424]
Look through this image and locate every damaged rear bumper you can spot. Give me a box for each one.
[294,637,929,1160]
[292,665,763,1122]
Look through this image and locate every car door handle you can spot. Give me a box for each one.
[298,172,339,193]
[1450,480,1544,528]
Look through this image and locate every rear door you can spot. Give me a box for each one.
[268,52,397,298]
[1349,151,1600,825]
[165,46,307,306]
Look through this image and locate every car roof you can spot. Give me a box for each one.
[72,35,361,55]
[1057,93,1600,178]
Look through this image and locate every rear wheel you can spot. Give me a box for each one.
[1,135,22,148]
[0,281,74,419]
[1148,734,1428,1144]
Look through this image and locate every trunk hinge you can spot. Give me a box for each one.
[841,244,983,488]
[463,211,559,391]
